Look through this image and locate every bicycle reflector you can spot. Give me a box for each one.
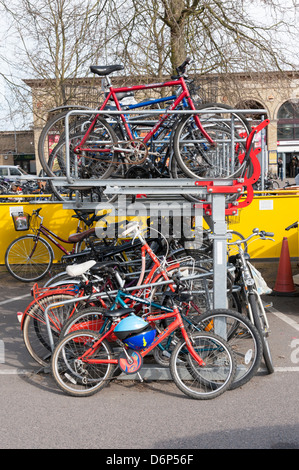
[114,315,156,350]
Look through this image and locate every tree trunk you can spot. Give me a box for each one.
[169,21,187,74]
[161,0,188,74]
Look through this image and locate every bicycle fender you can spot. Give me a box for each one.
[18,287,78,329]
[18,295,42,330]
[47,105,92,113]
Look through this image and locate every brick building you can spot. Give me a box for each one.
[0,130,35,173]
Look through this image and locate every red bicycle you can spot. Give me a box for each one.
[38,59,251,201]
[51,299,237,399]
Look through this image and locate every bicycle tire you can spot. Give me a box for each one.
[22,292,79,366]
[169,331,236,399]
[51,330,114,397]
[270,180,280,190]
[174,120,247,180]
[197,309,263,389]
[173,101,251,181]
[195,103,251,134]
[5,235,53,282]
[59,306,107,338]
[38,110,94,177]
[48,125,120,202]
[43,270,74,288]
[248,292,274,374]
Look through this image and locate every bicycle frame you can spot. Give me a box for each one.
[77,298,205,367]
[32,212,81,257]
[36,223,76,255]
[74,75,215,154]
[42,260,213,353]
[40,224,198,351]
[228,230,273,325]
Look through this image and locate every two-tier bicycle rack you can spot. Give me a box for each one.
[39,108,269,355]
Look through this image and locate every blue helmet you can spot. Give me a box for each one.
[114,315,156,350]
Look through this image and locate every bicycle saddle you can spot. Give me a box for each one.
[103,308,134,318]
[90,65,124,76]
[66,260,97,277]
[90,260,119,272]
[105,91,134,101]
[68,227,95,243]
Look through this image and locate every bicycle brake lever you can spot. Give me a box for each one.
[260,234,275,242]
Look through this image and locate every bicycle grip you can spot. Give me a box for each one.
[262,231,274,237]
[285,221,298,231]
[177,57,192,74]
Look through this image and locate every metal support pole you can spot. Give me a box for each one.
[211,193,228,339]
[261,115,265,190]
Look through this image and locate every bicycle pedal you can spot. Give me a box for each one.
[263,301,273,309]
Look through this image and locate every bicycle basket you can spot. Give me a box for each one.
[12,212,31,231]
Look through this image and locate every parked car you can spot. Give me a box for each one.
[0,165,36,179]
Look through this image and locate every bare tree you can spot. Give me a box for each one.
[0,0,111,125]
[106,0,298,76]
[0,0,298,128]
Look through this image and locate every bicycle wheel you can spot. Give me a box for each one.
[22,293,79,366]
[248,291,274,374]
[38,109,94,177]
[51,330,114,397]
[197,309,263,389]
[59,306,106,338]
[48,123,120,202]
[43,270,74,288]
[271,180,280,190]
[174,120,247,179]
[169,331,236,399]
[149,264,214,314]
[5,235,53,282]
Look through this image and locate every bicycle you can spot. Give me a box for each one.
[60,275,263,391]
[18,221,209,366]
[228,228,275,373]
[253,176,280,192]
[49,222,263,390]
[38,59,251,201]
[18,261,121,367]
[5,207,107,282]
[51,293,237,399]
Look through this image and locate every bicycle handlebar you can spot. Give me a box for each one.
[228,228,274,246]
[176,57,192,75]
[260,231,275,237]
[285,221,298,231]
[32,208,42,216]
